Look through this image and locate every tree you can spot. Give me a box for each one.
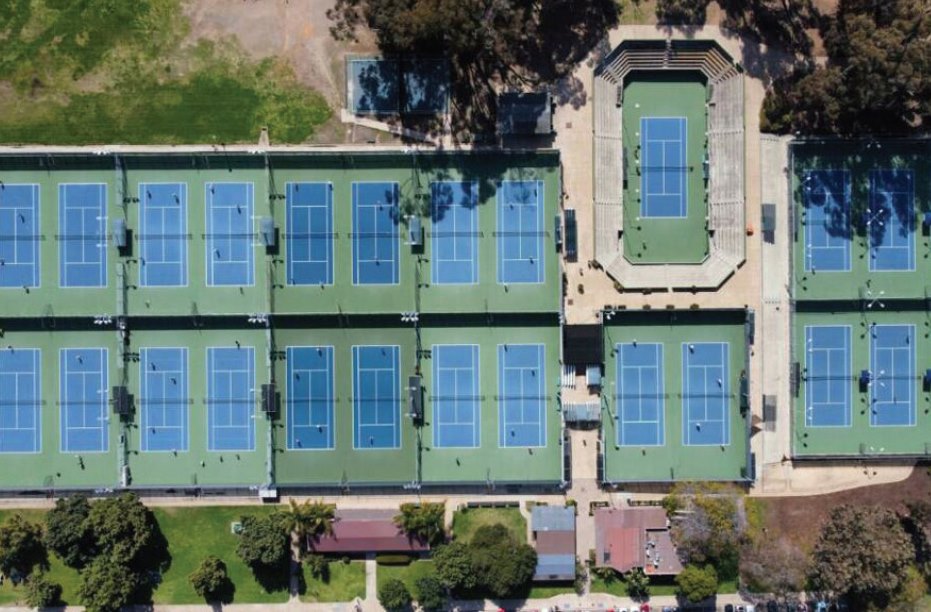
[78,557,138,612]
[433,541,476,591]
[236,513,290,569]
[670,487,742,579]
[904,501,931,583]
[740,540,808,600]
[45,495,95,569]
[282,499,335,556]
[415,574,447,611]
[24,572,62,608]
[469,524,537,597]
[656,0,709,24]
[809,504,914,609]
[625,567,650,599]
[326,0,619,133]
[0,514,47,578]
[676,564,718,603]
[394,502,446,546]
[762,0,931,134]
[85,493,158,569]
[378,577,412,611]
[189,555,229,601]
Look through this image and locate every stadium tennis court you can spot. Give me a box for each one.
[140,183,188,287]
[497,180,544,284]
[60,348,109,453]
[869,169,915,272]
[140,348,189,452]
[0,184,40,288]
[59,184,107,288]
[286,182,333,286]
[431,181,478,285]
[804,325,851,427]
[870,324,915,427]
[681,342,730,446]
[352,345,401,449]
[0,348,41,453]
[640,117,687,218]
[206,182,254,287]
[286,346,335,450]
[498,343,546,447]
[352,182,400,285]
[207,347,255,451]
[615,342,665,446]
[432,345,480,448]
[803,169,851,272]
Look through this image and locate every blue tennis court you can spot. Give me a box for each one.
[207,347,255,451]
[804,325,851,427]
[140,348,188,452]
[353,345,401,449]
[869,169,914,272]
[0,348,41,453]
[286,182,333,285]
[497,180,544,284]
[432,345,480,448]
[498,343,546,447]
[348,58,400,114]
[432,181,478,285]
[640,117,687,218]
[206,182,254,286]
[0,184,40,288]
[803,170,851,272]
[59,184,107,288]
[681,342,730,446]
[139,183,188,287]
[870,324,915,427]
[403,59,449,114]
[615,343,664,447]
[286,346,335,450]
[60,348,108,453]
[352,182,399,285]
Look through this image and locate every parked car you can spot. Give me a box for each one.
[724,605,735,612]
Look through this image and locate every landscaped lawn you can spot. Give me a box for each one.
[0,509,81,606]
[151,506,289,605]
[300,560,366,603]
[376,559,436,595]
[526,583,577,599]
[451,506,527,542]
[590,574,736,598]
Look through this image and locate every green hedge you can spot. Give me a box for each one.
[376,554,414,566]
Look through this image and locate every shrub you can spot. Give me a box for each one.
[378,577,412,611]
[376,553,414,566]
[24,572,62,608]
[189,555,229,601]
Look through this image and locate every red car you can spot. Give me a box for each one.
[640,605,651,612]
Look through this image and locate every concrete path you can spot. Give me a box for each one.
[364,554,377,605]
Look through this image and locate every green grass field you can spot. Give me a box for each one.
[150,506,289,605]
[0,510,81,606]
[589,574,736,598]
[0,0,329,144]
[376,559,436,596]
[0,505,290,606]
[301,560,367,603]
[451,507,527,542]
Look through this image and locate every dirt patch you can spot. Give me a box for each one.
[762,466,931,552]
[182,0,378,108]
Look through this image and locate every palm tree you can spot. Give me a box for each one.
[393,502,446,546]
[283,499,336,556]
